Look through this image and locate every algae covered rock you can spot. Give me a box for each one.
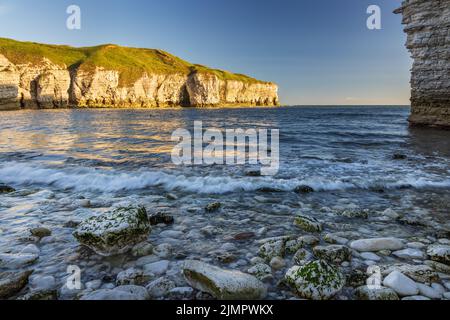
[285,260,345,300]
[73,206,151,256]
[293,215,322,233]
[258,240,285,262]
[313,245,352,264]
[183,260,267,300]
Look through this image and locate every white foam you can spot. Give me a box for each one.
[0,161,449,194]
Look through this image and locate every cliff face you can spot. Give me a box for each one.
[0,39,279,110]
[395,0,450,128]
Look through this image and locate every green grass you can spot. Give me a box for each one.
[0,38,270,87]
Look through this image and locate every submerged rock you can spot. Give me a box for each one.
[205,202,221,213]
[0,253,39,268]
[30,227,51,238]
[148,212,174,226]
[285,260,345,300]
[183,260,267,300]
[0,270,33,299]
[116,268,150,286]
[73,206,151,256]
[427,244,450,265]
[355,286,399,300]
[294,185,314,194]
[293,215,323,233]
[350,238,404,252]
[0,185,15,193]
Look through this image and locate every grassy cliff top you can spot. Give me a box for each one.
[0,38,271,87]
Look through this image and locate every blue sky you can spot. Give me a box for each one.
[0,0,411,105]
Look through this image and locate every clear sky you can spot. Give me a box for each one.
[0,0,411,105]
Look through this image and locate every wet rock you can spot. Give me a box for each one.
[355,286,399,300]
[360,252,381,262]
[350,238,404,252]
[324,233,348,245]
[233,232,255,241]
[298,235,320,246]
[427,244,450,265]
[284,260,345,300]
[146,277,176,298]
[116,268,150,286]
[270,257,286,270]
[393,248,426,260]
[73,206,151,256]
[313,245,351,264]
[0,270,33,299]
[393,154,407,160]
[292,249,314,266]
[424,260,450,274]
[285,239,304,254]
[154,243,173,258]
[19,290,57,300]
[259,240,285,262]
[149,212,174,226]
[382,208,400,219]
[20,244,40,255]
[183,260,267,300]
[165,193,178,200]
[81,285,149,300]
[143,260,169,276]
[131,242,154,257]
[205,202,221,213]
[346,268,367,288]
[30,227,51,238]
[63,221,80,228]
[380,264,438,283]
[337,209,368,219]
[417,283,442,299]
[257,187,282,193]
[29,275,56,292]
[0,185,15,193]
[167,287,195,300]
[244,170,261,177]
[383,271,419,296]
[402,295,430,300]
[216,252,236,264]
[247,264,273,282]
[85,280,102,290]
[293,215,322,233]
[294,185,314,194]
[0,253,39,268]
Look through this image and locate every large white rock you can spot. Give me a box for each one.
[81,285,149,300]
[285,260,345,300]
[382,271,419,296]
[73,206,151,256]
[355,286,399,300]
[183,260,267,300]
[417,283,442,299]
[350,238,404,252]
[393,248,426,260]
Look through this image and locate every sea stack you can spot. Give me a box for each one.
[395,0,450,128]
[0,38,279,110]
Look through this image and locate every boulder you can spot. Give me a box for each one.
[350,238,404,252]
[183,260,267,300]
[284,260,345,300]
[73,206,151,256]
[382,271,419,297]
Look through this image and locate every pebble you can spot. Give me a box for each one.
[350,238,404,252]
[270,257,286,270]
[393,248,426,260]
[143,260,170,276]
[360,252,381,261]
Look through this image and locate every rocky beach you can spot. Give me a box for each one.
[0,106,449,300]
